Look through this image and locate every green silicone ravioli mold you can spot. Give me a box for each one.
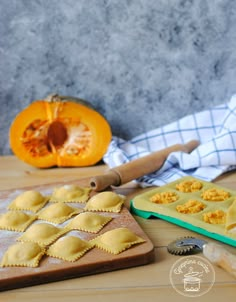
[130,176,236,247]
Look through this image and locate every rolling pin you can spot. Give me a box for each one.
[90,140,199,191]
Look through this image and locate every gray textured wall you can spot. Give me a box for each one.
[1,0,236,155]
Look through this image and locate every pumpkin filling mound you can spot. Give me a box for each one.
[150,191,179,204]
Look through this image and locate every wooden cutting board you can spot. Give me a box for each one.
[0,179,155,291]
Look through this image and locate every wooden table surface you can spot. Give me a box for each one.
[0,156,235,302]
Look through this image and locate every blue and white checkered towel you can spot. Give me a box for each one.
[103,95,236,187]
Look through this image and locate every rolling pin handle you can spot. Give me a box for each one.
[183,140,200,153]
[89,170,121,191]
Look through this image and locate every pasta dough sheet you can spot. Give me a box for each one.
[132,176,236,246]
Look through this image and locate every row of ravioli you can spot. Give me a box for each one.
[0,184,145,268]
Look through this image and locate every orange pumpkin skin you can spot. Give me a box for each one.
[9,95,112,168]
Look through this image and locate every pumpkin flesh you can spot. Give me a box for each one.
[9,99,111,168]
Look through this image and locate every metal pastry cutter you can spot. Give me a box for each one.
[167,236,208,255]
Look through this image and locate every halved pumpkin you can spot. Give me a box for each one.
[9,94,112,168]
